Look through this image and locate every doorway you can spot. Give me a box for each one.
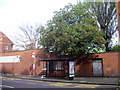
[92,59,103,76]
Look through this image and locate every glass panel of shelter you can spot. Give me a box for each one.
[42,61,47,77]
[42,60,65,78]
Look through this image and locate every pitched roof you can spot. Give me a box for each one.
[0,31,13,44]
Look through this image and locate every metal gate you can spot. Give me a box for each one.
[92,60,103,76]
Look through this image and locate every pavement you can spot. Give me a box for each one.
[1,73,119,85]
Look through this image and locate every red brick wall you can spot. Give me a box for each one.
[75,62,92,77]
[1,49,57,75]
[0,50,119,77]
[96,52,119,77]
[118,52,120,76]
[74,52,119,77]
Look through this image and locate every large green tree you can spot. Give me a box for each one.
[87,1,117,51]
[40,3,106,56]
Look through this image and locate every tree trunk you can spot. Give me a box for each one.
[105,42,110,52]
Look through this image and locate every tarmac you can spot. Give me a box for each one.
[1,73,120,85]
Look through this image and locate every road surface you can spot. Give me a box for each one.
[1,77,119,89]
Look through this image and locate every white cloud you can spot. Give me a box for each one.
[0,0,77,38]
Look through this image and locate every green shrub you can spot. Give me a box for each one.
[111,45,120,52]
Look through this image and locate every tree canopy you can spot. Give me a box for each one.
[40,3,106,56]
[87,1,117,51]
[14,23,42,50]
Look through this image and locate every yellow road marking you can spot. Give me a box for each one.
[49,82,119,88]
[2,77,44,83]
[75,86,95,88]
[50,82,73,86]
[5,78,14,80]
[13,78,22,80]
[75,85,96,88]
[2,77,22,80]
[78,84,101,87]
[51,83,73,85]
[0,77,9,78]
[5,78,21,80]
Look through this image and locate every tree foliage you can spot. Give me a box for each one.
[40,3,106,56]
[111,45,120,52]
[14,23,42,50]
[87,1,117,51]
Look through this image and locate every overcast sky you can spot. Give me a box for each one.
[0,0,78,39]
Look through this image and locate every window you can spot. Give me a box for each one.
[0,37,2,41]
[42,62,47,70]
[4,45,9,52]
[55,61,63,70]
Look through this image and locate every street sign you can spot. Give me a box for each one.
[32,52,35,55]
[32,52,36,58]
[0,55,20,63]
[32,60,36,63]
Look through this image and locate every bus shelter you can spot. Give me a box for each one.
[39,58,74,80]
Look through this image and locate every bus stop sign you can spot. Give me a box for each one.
[32,52,36,58]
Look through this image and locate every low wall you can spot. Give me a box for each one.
[0,49,57,76]
[74,52,119,77]
[0,50,119,77]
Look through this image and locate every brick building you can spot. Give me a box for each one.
[0,32,13,53]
